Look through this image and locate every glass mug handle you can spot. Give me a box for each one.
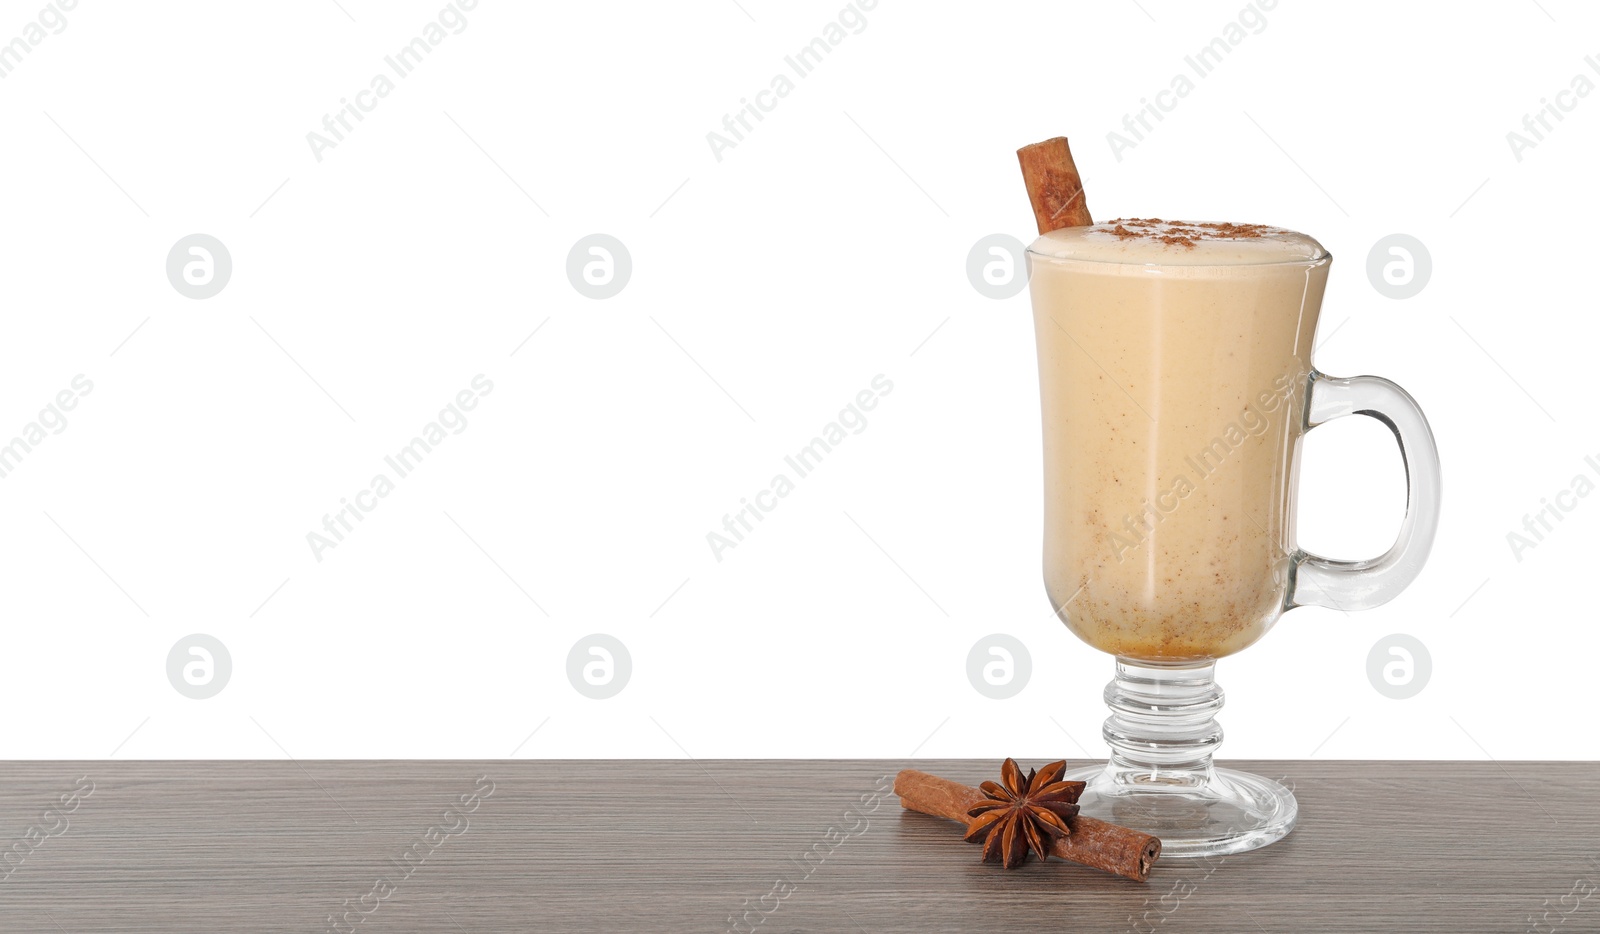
[1287,371,1442,611]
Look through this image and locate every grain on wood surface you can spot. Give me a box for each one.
[0,760,1596,933]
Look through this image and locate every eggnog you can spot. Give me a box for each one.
[1028,219,1329,659]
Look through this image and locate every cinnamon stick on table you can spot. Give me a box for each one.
[1016,137,1094,234]
[895,769,1160,882]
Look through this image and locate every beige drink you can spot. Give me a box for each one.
[1028,219,1330,660]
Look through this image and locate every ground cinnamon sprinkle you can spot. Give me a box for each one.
[1101,218,1272,249]
[1194,221,1269,237]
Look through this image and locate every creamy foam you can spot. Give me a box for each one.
[1029,220,1327,266]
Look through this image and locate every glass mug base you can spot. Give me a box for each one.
[1070,657,1298,858]
[1061,763,1297,859]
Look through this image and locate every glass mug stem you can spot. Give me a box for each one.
[1101,658,1224,786]
[1066,658,1300,858]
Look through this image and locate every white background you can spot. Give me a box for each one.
[1,0,1595,761]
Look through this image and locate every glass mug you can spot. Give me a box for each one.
[1025,221,1440,857]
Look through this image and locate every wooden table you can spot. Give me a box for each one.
[1,760,1594,932]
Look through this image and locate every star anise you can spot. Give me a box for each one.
[962,758,1085,869]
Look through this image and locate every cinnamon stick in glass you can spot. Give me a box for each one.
[1016,137,1094,234]
[894,768,1160,882]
